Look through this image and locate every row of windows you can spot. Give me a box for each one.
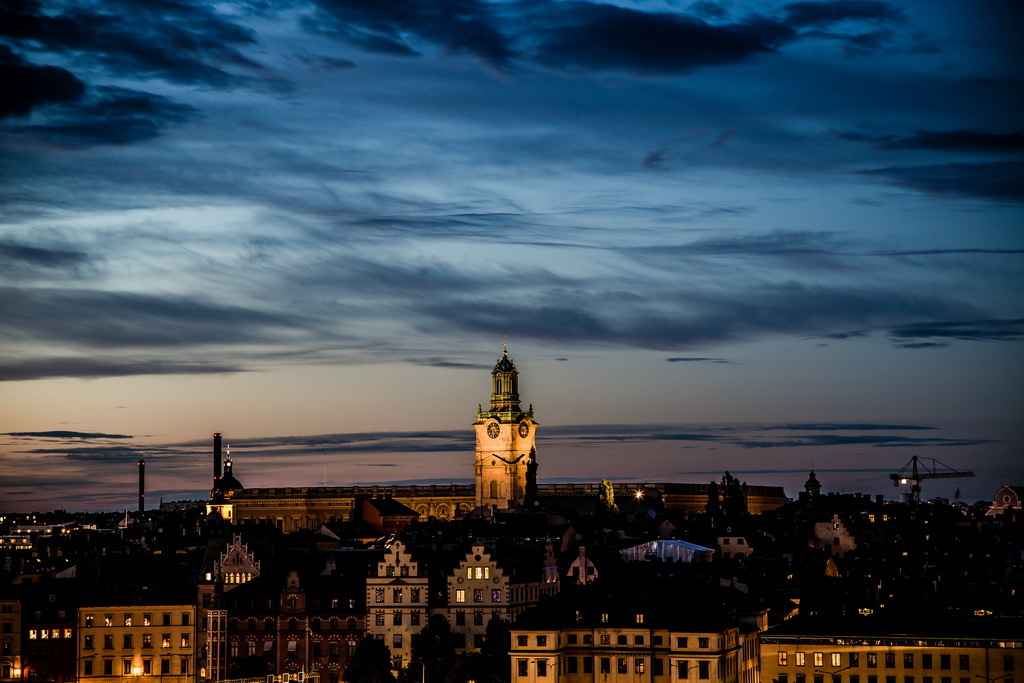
[28,629,72,640]
[776,652,1010,670]
[374,588,422,604]
[454,589,502,603]
[384,565,412,577]
[84,634,190,649]
[228,617,359,631]
[372,611,422,627]
[776,674,1015,683]
[82,657,189,676]
[84,613,190,628]
[226,640,357,658]
[515,658,711,678]
[467,566,492,580]
[517,634,712,649]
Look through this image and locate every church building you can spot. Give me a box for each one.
[207,347,788,529]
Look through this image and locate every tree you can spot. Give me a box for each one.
[411,614,456,683]
[596,478,619,518]
[343,636,397,683]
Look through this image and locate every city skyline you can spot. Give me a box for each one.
[1,0,1022,511]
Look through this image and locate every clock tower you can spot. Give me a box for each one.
[474,345,537,511]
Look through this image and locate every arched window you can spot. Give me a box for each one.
[489,481,499,499]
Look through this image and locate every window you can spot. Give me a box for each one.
[583,635,593,645]
[636,659,646,674]
[143,614,152,626]
[698,638,710,649]
[568,658,578,674]
[584,658,594,674]
[698,662,710,680]
[834,654,843,667]
[393,588,403,603]
[538,660,548,677]
[180,658,188,675]
[105,615,113,627]
[411,612,420,626]
[330,642,340,657]
[618,658,628,674]
[474,589,484,603]
[375,589,385,603]
[375,613,385,626]
[456,611,465,626]
[161,659,171,674]
[85,635,94,650]
[959,656,969,671]
[780,653,789,666]
[181,633,190,648]
[124,615,132,627]
[537,635,547,646]
[123,660,133,675]
[868,654,878,669]
[143,660,152,674]
[85,615,94,628]
[104,635,114,650]
[636,636,645,645]
[123,634,133,649]
[923,656,932,670]
[392,611,402,626]
[678,661,690,678]
[601,658,611,674]
[456,589,466,604]
[815,653,825,667]
[940,656,951,671]
[518,660,528,677]
[904,678,914,683]
[601,613,609,623]
[163,614,171,626]
[797,653,807,667]
[886,654,896,669]
[601,635,611,645]
[162,635,171,648]
[143,634,152,649]
[103,660,113,676]
[411,588,421,603]
[311,642,321,659]
[386,566,395,577]
[492,590,502,602]
[393,634,402,649]
[401,566,409,577]
[517,635,528,647]
[654,659,665,676]
[905,655,915,668]
[1004,657,1015,672]
[850,654,860,668]
[618,636,628,645]
[637,613,645,624]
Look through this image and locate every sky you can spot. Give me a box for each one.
[1,0,1021,513]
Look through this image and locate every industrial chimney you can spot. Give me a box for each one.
[213,432,223,483]
[138,459,145,513]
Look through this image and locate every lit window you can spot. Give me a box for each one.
[162,635,171,649]
[815,654,824,667]
[85,615,94,628]
[780,653,788,666]
[124,615,132,627]
[375,589,385,603]
[636,614,644,624]
[456,589,466,604]
[796,653,806,666]
[491,589,501,602]
[143,615,152,626]
[181,634,190,648]
[105,616,113,627]
[143,660,152,674]
[474,589,484,603]
[636,659,646,674]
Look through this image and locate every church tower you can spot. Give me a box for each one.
[474,344,537,511]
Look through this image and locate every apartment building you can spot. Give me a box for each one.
[77,605,196,683]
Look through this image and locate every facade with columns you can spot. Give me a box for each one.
[211,348,788,527]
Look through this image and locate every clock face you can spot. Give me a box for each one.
[518,422,529,437]
[486,422,500,439]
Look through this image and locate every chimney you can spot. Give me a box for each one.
[213,433,222,482]
[138,459,145,513]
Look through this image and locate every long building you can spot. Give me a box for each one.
[208,348,788,527]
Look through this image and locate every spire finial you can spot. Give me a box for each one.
[502,332,508,355]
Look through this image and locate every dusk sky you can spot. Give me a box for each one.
[1,0,1021,513]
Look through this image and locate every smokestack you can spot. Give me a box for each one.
[213,432,222,482]
[138,459,145,513]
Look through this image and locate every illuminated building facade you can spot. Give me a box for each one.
[77,605,197,683]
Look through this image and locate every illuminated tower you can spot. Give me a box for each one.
[474,343,538,511]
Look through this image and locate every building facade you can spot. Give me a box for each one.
[77,605,197,683]
[366,541,428,669]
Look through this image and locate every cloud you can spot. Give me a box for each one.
[526,3,795,75]
[0,357,248,382]
[886,319,1024,343]
[780,1,906,28]
[665,357,733,364]
[841,129,1024,153]
[761,423,936,431]
[0,239,90,274]
[0,0,264,86]
[894,341,948,349]
[4,430,133,439]
[0,46,85,118]
[733,434,997,448]
[15,87,197,147]
[856,160,1024,201]
[308,0,514,69]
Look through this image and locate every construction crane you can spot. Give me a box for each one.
[890,455,974,503]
